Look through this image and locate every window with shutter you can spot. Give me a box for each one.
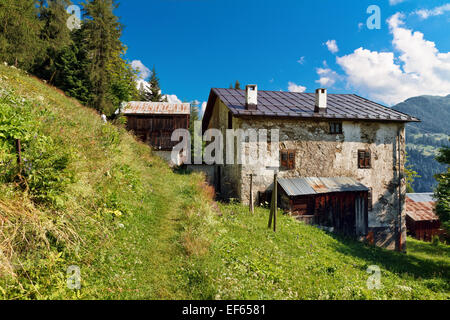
[280,150,295,170]
[358,150,372,169]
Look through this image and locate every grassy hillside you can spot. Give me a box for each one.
[393,95,450,192]
[0,65,448,300]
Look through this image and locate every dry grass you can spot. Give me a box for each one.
[0,190,80,278]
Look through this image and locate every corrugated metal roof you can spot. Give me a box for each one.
[406,197,438,222]
[406,193,435,203]
[202,88,420,132]
[278,177,369,197]
[122,101,190,115]
[406,194,438,222]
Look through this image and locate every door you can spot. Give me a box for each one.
[355,195,367,236]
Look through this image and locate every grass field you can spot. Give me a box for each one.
[0,64,448,300]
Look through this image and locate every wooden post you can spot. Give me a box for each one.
[249,173,254,214]
[266,167,279,231]
[15,139,22,173]
[273,172,278,232]
[268,186,274,229]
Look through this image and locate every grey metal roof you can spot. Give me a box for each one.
[406,193,436,203]
[202,88,420,132]
[278,177,369,197]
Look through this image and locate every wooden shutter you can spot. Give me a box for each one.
[288,151,296,169]
[358,151,365,168]
[280,151,288,169]
[364,151,371,168]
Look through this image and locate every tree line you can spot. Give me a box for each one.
[0,0,159,115]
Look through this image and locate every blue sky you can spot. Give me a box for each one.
[89,0,450,111]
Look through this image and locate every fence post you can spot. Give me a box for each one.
[273,172,278,232]
[249,173,254,214]
[15,139,22,173]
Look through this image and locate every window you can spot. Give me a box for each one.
[329,122,343,134]
[368,188,373,211]
[358,150,371,169]
[280,150,296,170]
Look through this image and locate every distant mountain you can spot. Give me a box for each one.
[394,95,450,135]
[392,94,450,192]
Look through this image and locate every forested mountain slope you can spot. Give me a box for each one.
[393,95,450,192]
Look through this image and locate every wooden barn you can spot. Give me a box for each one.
[406,193,441,242]
[278,177,369,237]
[122,101,190,165]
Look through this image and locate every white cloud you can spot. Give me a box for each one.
[297,56,306,64]
[414,3,450,19]
[316,67,341,87]
[335,13,450,105]
[131,60,151,80]
[325,40,339,54]
[288,82,307,93]
[389,0,406,5]
[136,79,150,91]
[164,94,182,104]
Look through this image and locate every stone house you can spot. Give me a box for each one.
[202,85,420,251]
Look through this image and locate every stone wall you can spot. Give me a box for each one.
[237,118,406,250]
[206,98,242,200]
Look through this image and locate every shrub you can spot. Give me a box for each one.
[0,90,74,204]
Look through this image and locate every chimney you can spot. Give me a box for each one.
[315,88,327,113]
[245,85,258,110]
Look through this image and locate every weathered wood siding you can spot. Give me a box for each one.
[126,114,189,150]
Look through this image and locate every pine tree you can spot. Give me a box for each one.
[234,80,241,90]
[33,0,73,83]
[138,82,147,101]
[82,0,125,114]
[52,29,92,105]
[189,101,201,160]
[108,54,140,106]
[0,0,42,69]
[143,66,165,102]
[434,142,450,233]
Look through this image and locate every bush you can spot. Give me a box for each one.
[0,90,74,204]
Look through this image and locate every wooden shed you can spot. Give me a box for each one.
[278,177,369,237]
[406,193,441,242]
[122,102,190,151]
